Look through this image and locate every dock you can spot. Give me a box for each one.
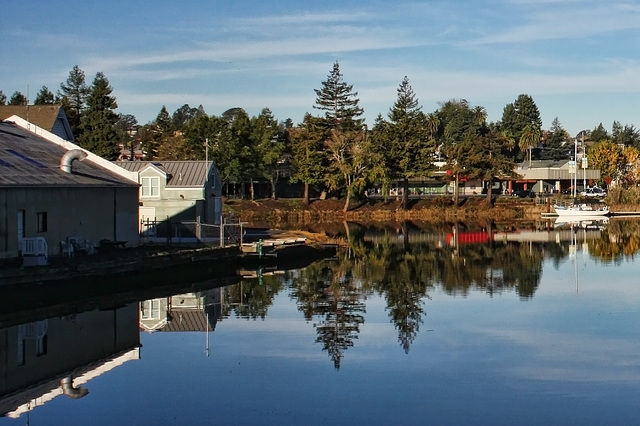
[240,237,308,256]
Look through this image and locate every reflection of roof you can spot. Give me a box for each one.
[114,161,219,188]
[1,347,140,419]
[160,305,219,332]
[0,121,138,187]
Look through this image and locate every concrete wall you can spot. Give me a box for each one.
[0,186,139,258]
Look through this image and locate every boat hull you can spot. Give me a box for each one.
[553,205,609,217]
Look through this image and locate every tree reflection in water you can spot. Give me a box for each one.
[216,219,640,368]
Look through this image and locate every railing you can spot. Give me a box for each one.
[20,237,48,258]
[139,215,244,247]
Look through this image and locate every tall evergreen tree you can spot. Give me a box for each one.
[8,91,27,105]
[155,106,173,134]
[372,76,434,209]
[229,109,258,199]
[78,72,120,159]
[313,61,364,132]
[34,86,55,105]
[590,123,609,143]
[611,121,640,148]
[543,117,570,161]
[172,104,203,131]
[313,62,366,201]
[290,114,328,205]
[436,99,487,205]
[251,108,287,199]
[501,94,542,162]
[0,90,6,105]
[59,65,90,138]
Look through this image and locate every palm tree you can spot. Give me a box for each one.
[519,123,541,166]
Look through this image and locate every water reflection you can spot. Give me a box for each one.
[227,218,640,365]
[0,305,140,419]
[1,218,639,424]
[140,288,221,357]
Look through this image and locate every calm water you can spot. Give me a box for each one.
[2,218,640,425]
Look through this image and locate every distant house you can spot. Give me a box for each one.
[512,160,601,194]
[0,105,75,141]
[0,116,139,259]
[114,161,223,226]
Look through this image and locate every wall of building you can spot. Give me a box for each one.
[0,186,139,258]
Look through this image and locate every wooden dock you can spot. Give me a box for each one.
[240,237,308,256]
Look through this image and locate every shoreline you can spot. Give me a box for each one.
[225,197,640,227]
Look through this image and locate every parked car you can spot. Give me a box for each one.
[580,187,607,197]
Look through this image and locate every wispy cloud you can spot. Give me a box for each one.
[472,2,640,45]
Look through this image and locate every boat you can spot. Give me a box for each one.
[553,203,609,217]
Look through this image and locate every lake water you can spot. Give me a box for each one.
[2,218,640,425]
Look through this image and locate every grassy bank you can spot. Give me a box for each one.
[224,196,548,228]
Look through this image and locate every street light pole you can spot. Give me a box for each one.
[574,135,578,199]
[582,133,586,190]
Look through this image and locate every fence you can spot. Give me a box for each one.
[140,215,244,247]
[20,237,49,266]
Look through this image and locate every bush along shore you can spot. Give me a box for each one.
[224,197,550,228]
[225,194,640,229]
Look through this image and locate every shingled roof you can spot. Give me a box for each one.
[0,105,74,141]
[0,120,138,187]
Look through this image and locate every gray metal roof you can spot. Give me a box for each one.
[0,121,138,187]
[114,161,215,187]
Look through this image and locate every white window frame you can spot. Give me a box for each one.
[141,299,161,319]
[141,177,160,198]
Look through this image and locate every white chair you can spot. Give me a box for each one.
[61,241,74,258]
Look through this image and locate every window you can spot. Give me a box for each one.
[141,299,161,319]
[37,212,47,232]
[36,335,48,356]
[141,177,160,197]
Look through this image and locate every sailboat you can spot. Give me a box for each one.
[553,202,609,217]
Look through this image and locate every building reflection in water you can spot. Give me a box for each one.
[0,304,140,419]
[139,287,221,356]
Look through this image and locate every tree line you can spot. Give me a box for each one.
[3,62,640,209]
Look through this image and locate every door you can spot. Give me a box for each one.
[17,209,25,253]
[139,207,156,236]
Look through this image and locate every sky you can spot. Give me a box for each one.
[2,0,640,136]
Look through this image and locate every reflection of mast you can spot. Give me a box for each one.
[205,311,210,357]
[570,223,578,293]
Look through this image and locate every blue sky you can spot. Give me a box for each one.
[2,0,640,136]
